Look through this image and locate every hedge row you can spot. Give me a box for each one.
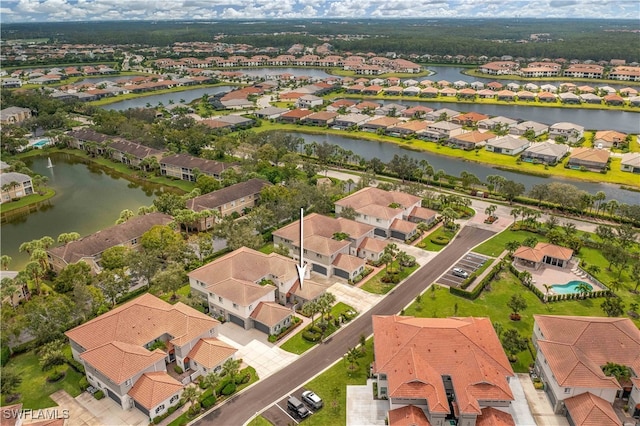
[449,262,503,300]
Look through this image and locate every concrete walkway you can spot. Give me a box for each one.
[517,374,569,426]
[346,379,388,426]
[509,374,538,426]
[327,281,383,314]
[50,390,148,426]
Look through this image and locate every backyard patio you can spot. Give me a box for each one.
[513,259,607,296]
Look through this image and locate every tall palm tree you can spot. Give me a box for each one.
[1,255,11,271]
[201,372,222,398]
[181,386,202,415]
[510,208,521,225]
[221,358,241,382]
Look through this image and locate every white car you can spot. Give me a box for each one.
[452,267,469,278]
[301,390,323,409]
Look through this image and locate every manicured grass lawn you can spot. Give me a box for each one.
[417,226,457,252]
[405,272,616,372]
[247,416,274,426]
[258,243,274,254]
[472,227,540,257]
[301,340,374,426]
[281,302,357,355]
[0,188,55,214]
[1,346,83,409]
[360,261,420,294]
[155,284,193,305]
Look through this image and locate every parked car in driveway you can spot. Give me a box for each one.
[452,267,469,278]
[287,396,310,418]
[301,390,323,409]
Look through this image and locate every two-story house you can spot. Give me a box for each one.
[47,213,173,273]
[107,139,164,169]
[273,213,378,280]
[0,172,33,204]
[532,315,640,425]
[160,153,236,182]
[373,315,516,426]
[335,187,424,241]
[188,247,326,331]
[186,178,271,231]
[65,294,227,418]
[548,122,585,144]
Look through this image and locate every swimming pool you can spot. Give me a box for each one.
[552,281,592,295]
[32,139,50,148]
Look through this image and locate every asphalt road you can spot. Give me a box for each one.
[195,225,496,426]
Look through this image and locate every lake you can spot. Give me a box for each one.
[0,153,170,270]
[104,85,235,111]
[286,132,639,204]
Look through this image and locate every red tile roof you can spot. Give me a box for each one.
[127,372,183,411]
[388,405,431,426]
[564,392,622,426]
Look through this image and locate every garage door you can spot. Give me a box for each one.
[134,400,149,417]
[333,268,350,279]
[253,320,270,334]
[228,314,245,328]
[312,263,327,275]
[390,230,406,240]
[106,388,121,405]
[374,228,387,237]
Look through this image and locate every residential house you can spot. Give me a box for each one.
[549,122,585,143]
[160,153,235,181]
[296,94,323,109]
[0,172,33,204]
[426,108,460,121]
[65,293,221,417]
[107,140,164,169]
[401,105,433,119]
[509,121,549,137]
[477,116,517,131]
[254,106,289,120]
[559,92,581,104]
[333,113,372,129]
[563,64,604,79]
[278,108,313,124]
[185,338,237,378]
[567,147,610,172]
[360,117,402,132]
[580,93,602,104]
[594,130,627,149]
[485,136,530,156]
[621,152,640,173]
[373,315,515,426]
[513,242,573,269]
[273,213,376,279]
[386,120,429,137]
[67,128,113,151]
[188,247,325,327]
[0,271,29,307]
[335,187,422,240]
[451,112,489,127]
[449,131,496,150]
[0,107,32,125]
[532,315,640,424]
[47,213,173,273]
[520,142,569,165]
[301,111,338,126]
[185,179,271,231]
[421,121,464,141]
[326,99,356,112]
[516,90,536,101]
[202,115,255,131]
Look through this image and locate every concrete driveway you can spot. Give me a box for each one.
[346,379,388,426]
[517,374,569,426]
[50,390,148,426]
[327,282,383,313]
[217,322,299,380]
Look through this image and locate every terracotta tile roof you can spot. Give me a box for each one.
[289,279,327,301]
[0,404,22,426]
[569,147,610,164]
[534,315,640,387]
[388,405,431,426]
[358,237,388,253]
[48,213,173,265]
[335,187,420,214]
[305,234,350,256]
[188,338,237,369]
[514,242,573,263]
[332,253,365,271]
[250,302,292,327]
[80,341,167,384]
[451,131,496,144]
[127,372,183,411]
[389,121,429,132]
[564,392,622,426]
[594,130,627,143]
[373,316,514,416]
[273,213,374,250]
[65,293,219,352]
[186,179,270,212]
[390,219,417,234]
[364,117,402,128]
[476,407,516,426]
[408,206,437,221]
[280,108,313,119]
[28,419,65,426]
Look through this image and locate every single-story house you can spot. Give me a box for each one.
[520,142,569,165]
[451,111,489,126]
[360,117,402,132]
[509,120,549,137]
[620,152,640,173]
[477,115,517,131]
[486,136,530,155]
[513,242,573,269]
[202,115,255,131]
[594,130,627,149]
[567,147,610,172]
[449,131,496,150]
[333,113,372,129]
[278,108,313,124]
[302,111,338,126]
[549,122,585,143]
[386,120,429,137]
[254,106,290,120]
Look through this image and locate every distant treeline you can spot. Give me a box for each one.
[2,19,639,62]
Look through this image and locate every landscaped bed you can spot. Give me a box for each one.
[417,226,458,252]
[360,261,420,294]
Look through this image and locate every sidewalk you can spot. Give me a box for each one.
[465,249,508,293]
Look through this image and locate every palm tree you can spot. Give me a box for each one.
[317,292,336,324]
[1,255,11,271]
[543,284,552,302]
[181,386,202,415]
[344,347,361,372]
[302,300,320,325]
[485,204,497,220]
[201,372,222,398]
[575,282,592,299]
[221,358,241,382]
[441,207,458,228]
[510,208,520,225]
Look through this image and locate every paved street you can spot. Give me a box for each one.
[195,226,496,425]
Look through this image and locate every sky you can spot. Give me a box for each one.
[0,0,638,23]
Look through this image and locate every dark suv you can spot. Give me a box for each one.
[287,396,310,418]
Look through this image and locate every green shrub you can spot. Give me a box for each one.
[199,379,208,389]
[66,357,85,374]
[310,325,322,334]
[1,345,10,367]
[430,236,450,245]
[201,395,216,409]
[47,369,66,382]
[153,416,163,424]
[79,376,89,391]
[94,390,105,400]
[174,365,183,374]
[221,382,236,396]
[168,406,177,415]
[302,331,321,342]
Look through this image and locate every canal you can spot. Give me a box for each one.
[1,153,170,270]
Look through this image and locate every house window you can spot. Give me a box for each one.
[218,296,223,302]
[155,404,165,414]
[170,395,179,404]
[125,379,132,386]
[249,304,253,310]
[564,388,571,394]
[232,303,238,309]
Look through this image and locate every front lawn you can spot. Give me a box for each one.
[417,226,458,252]
[247,416,274,426]
[360,261,420,294]
[1,346,83,409]
[472,227,540,257]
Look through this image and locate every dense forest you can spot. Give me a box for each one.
[2,19,639,62]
